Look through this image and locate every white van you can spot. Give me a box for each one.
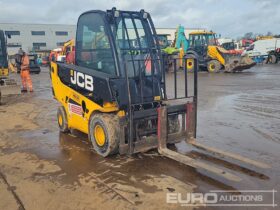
[243,38,280,57]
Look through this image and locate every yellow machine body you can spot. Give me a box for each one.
[207,45,226,66]
[0,67,9,77]
[50,62,120,134]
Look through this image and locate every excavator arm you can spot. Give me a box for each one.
[174,25,189,53]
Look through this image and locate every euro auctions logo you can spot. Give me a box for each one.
[166,190,278,207]
[167,192,217,206]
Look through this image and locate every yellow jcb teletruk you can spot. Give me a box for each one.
[50,8,269,182]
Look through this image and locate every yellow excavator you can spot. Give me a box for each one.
[0,30,20,103]
[50,8,269,182]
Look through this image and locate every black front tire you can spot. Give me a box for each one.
[89,113,120,157]
[207,60,221,73]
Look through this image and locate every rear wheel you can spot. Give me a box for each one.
[207,60,221,73]
[268,54,277,64]
[57,106,69,133]
[89,113,120,157]
[186,58,194,72]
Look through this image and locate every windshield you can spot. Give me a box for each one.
[116,17,148,50]
[190,33,217,47]
[222,42,235,50]
[113,13,160,78]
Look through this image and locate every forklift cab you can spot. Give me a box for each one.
[75,9,163,109]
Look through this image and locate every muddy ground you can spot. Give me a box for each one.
[0,64,279,210]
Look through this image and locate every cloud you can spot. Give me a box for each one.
[0,0,279,38]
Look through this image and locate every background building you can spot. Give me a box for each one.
[0,23,76,55]
[0,23,204,55]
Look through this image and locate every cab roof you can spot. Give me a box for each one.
[189,30,215,35]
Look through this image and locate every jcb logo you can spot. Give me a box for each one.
[70,70,94,91]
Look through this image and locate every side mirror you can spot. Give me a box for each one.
[7,34,11,39]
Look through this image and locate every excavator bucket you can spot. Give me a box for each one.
[224,54,256,73]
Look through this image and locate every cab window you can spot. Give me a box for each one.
[76,13,116,75]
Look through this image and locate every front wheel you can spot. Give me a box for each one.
[57,106,69,133]
[207,60,221,73]
[89,113,120,157]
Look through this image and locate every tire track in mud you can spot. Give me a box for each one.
[232,91,280,143]
[79,173,137,205]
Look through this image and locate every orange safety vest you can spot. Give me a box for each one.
[21,55,30,71]
[144,55,152,75]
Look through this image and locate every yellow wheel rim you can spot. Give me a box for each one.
[186,59,194,71]
[94,125,106,146]
[58,115,63,126]
[209,63,215,72]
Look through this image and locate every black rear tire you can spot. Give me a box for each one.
[268,54,277,64]
[89,113,120,157]
[57,106,69,133]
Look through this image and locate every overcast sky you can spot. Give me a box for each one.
[0,0,279,38]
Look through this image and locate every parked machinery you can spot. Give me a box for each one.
[0,30,20,103]
[62,39,75,64]
[28,54,41,74]
[217,38,243,55]
[49,48,64,63]
[186,30,256,73]
[157,34,180,72]
[159,26,188,72]
[50,8,269,182]
[267,48,280,64]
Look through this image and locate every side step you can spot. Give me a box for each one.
[157,106,269,182]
